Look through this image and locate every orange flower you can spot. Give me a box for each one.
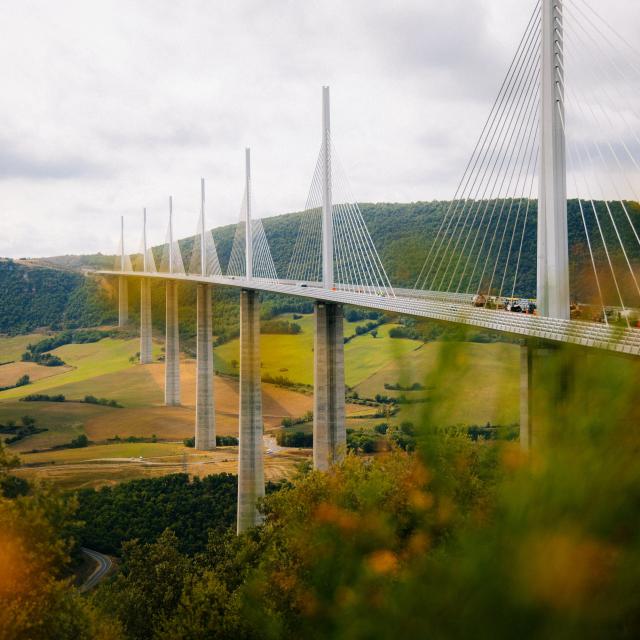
[367,549,399,575]
[314,502,358,532]
[518,531,618,611]
[409,490,435,511]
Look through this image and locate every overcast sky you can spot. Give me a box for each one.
[0,0,638,258]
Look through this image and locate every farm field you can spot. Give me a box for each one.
[214,313,421,387]
[0,333,43,363]
[15,441,309,490]
[0,337,150,401]
[0,317,524,488]
[0,361,72,387]
[355,341,521,427]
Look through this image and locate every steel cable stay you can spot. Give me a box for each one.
[226,191,247,278]
[471,80,541,298]
[453,62,542,294]
[561,89,631,326]
[561,17,640,254]
[416,1,543,291]
[434,22,542,292]
[424,16,542,291]
[287,135,394,296]
[559,66,640,307]
[332,148,393,295]
[507,154,538,303]
[433,40,542,293]
[488,122,540,302]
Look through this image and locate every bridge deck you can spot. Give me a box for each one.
[98,271,640,357]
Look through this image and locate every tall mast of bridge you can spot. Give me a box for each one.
[245,148,253,281]
[120,216,125,271]
[322,86,333,289]
[538,0,569,319]
[142,208,148,272]
[200,178,207,276]
[169,196,174,275]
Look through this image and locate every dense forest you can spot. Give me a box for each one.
[0,259,115,334]
[3,199,639,336]
[77,474,239,556]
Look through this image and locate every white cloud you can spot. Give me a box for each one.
[0,0,638,257]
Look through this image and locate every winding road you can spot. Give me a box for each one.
[79,547,112,593]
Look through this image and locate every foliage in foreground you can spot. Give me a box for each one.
[3,342,640,639]
[0,442,121,640]
[95,344,640,640]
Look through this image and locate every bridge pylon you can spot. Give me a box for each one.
[538,0,570,319]
[140,208,153,364]
[164,280,181,406]
[237,288,265,533]
[195,283,215,450]
[245,148,253,282]
[118,216,128,326]
[314,301,346,470]
[321,86,333,289]
[164,196,181,405]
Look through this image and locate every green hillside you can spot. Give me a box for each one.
[0,259,115,334]
[4,199,639,337]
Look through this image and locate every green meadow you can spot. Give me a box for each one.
[0,333,43,363]
[20,441,188,464]
[214,313,421,387]
[0,315,522,481]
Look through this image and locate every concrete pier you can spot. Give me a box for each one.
[237,289,265,533]
[118,276,128,327]
[520,342,533,452]
[140,279,153,364]
[313,301,346,470]
[195,284,215,450]
[164,281,181,406]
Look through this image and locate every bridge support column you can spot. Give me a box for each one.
[118,276,128,327]
[237,289,264,533]
[538,0,569,319]
[520,342,533,451]
[313,301,346,470]
[195,284,215,450]
[140,279,153,364]
[164,281,181,406]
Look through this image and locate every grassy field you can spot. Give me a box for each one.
[0,361,73,387]
[355,341,520,427]
[214,313,421,387]
[0,337,148,401]
[20,441,188,463]
[0,333,43,363]
[0,320,523,488]
[15,442,310,490]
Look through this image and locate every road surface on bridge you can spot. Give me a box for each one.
[98,270,640,357]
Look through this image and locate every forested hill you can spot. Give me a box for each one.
[4,199,639,335]
[0,259,115,334]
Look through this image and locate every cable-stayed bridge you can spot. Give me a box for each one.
[98,1,640,531]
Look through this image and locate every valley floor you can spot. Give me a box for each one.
[0,313,521,489]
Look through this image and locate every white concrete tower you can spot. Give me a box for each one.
[169,196,175,274]
[237,288,264,533]
[118,215,128,327]
[321,86,333,289]
[165,196,181,406]
[200,178,207,276]
[245,148,253,281]
[195,178,215,450]
[139,208,153,364]
[538,0,569,319]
